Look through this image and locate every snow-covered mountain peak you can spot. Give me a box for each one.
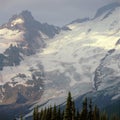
[1,11,38,33]
[0,10,62,55]
[8,10,34,24]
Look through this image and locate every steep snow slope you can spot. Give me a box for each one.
[35,6,120,105]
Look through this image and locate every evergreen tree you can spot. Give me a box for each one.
[32,92,120,120]
[61,110,64,120]
[51,104,57,120]
[63,92,73,120]
[80,97,88,120]
[45,106,52,120]
[100,112,108,120]
[76,110,80,120]
[93,105,100,120]
[57,106,61,120]
[39,108,43,120]
[49,106,53,120]
[41,107,47,120]
[72,101,76,120]
[88,99,93,120]
[33,106,39,120]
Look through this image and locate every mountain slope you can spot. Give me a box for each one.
[0,10,61,105]
[24,3,120,113]
[0,2,120,119]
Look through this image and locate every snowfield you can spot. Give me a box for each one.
[0,28,24,53]
[20,6,119,109]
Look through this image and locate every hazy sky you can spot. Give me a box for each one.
[0,0,119,26]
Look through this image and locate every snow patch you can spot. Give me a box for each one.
[11,18,24,26]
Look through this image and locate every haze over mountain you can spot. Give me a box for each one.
[0,2,120,119]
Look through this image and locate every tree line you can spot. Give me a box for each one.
[32,92,119,120]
